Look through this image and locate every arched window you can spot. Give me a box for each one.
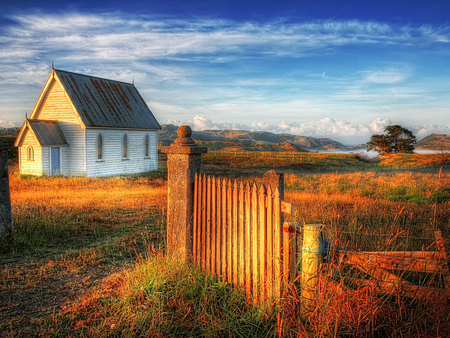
[97,134,103,160]
[27,146,34,161]
[144,134,150,158]
[122,133,128,159]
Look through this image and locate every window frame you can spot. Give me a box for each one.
[96,133,104,161]
[27,145,34,161]
[144,134,150,158]
[122,133,129,159]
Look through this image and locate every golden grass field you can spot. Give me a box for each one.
[1,154,450,337]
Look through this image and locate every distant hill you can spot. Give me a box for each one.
[417,134,450,150]
[158,124,350,151]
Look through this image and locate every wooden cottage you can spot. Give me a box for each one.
[15,69,161,177]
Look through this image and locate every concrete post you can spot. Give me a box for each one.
[0,143,13,236]
[264,169,284,224]
[263,169,284,199]
[161,126,207,262]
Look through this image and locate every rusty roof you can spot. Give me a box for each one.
[27,119,69,146]
[54,69,161,130]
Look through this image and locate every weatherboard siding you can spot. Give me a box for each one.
[42,147,50,176]
[85,129,158,177]
[18,130,42,176]
[33,78,86,176]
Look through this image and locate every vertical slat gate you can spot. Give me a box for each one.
[191,174,294,303]
[221,178,227,281]
[227,180,233,283]
[245,183,252,298]
[239,182,245,288]
[266,186,274,299]
[233,180,239,285]
[201,174,207,269]
[252,183,259,300]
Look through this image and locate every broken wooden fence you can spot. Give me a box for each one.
[333,230,450,301]
[301,227,450,310]
[192,173,296,301]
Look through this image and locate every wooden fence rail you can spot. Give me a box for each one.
[298,227,450,314]
[193,173,295,301]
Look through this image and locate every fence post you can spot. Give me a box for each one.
[161,126,207,262]
[0,143,13,237]
[301,224,324,315]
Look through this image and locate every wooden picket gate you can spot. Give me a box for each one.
[192,173,296,301]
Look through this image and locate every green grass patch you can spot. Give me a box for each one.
[56,253,277,337]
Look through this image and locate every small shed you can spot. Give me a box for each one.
[15,68,161,177]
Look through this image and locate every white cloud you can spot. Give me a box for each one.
[412,125,450,139]
[368,118,392,134]
[0,119,18,128]
[165,115,450,145]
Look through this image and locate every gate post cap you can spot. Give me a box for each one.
[161,125,207,155]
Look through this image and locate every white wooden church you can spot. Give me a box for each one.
[15,68,161,177]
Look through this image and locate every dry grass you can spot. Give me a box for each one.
[1,165,167,336]
[2,156,450,337]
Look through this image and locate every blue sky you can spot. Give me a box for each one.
[1,0,449,145]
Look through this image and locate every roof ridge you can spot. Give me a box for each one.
[54,68,134,86]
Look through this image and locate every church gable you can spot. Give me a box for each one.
[32,77,83,126]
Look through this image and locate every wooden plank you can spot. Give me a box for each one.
[350,251,442,260]
[206,176,212,272]
[348,278,449,301]
[193,173,199,264]
[201,174,207,269]
[245,182,252,298]
[216,177,222,279]
[211,176,217,275]
[337,250,444,274]
[273,187,282,300]
[233,180,239,285]
[350,254,417,287]
[239,182,245,288]
[283,222,297,283]
[221,178,227,282]
[281,201,293,214]
[227,179,233,284]
[435,231,450,290]
[266,186,274,300]
[259,184,267,301]
[252,183,259,300]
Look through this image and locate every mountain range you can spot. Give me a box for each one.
[416,134,450,150]
[158,124,362,152]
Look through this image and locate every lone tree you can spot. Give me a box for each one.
[366,125,417,155]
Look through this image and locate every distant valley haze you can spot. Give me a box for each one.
[1,0,450,145]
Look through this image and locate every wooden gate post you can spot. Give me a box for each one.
[0,143,13,237]
[161,126,207,262]
[301,224,324,315]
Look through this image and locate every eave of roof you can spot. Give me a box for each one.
[15,119,69,147]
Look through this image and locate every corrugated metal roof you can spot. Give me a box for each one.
[27,119,69,146]
[54,69,161,130]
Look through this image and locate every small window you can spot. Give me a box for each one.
[27,146,34,161]
[122,133,128,159]
[144,134,150,158]
[97,134,103,160]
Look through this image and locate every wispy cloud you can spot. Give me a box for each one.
[361,67,410,84]
[2,13,449,65]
